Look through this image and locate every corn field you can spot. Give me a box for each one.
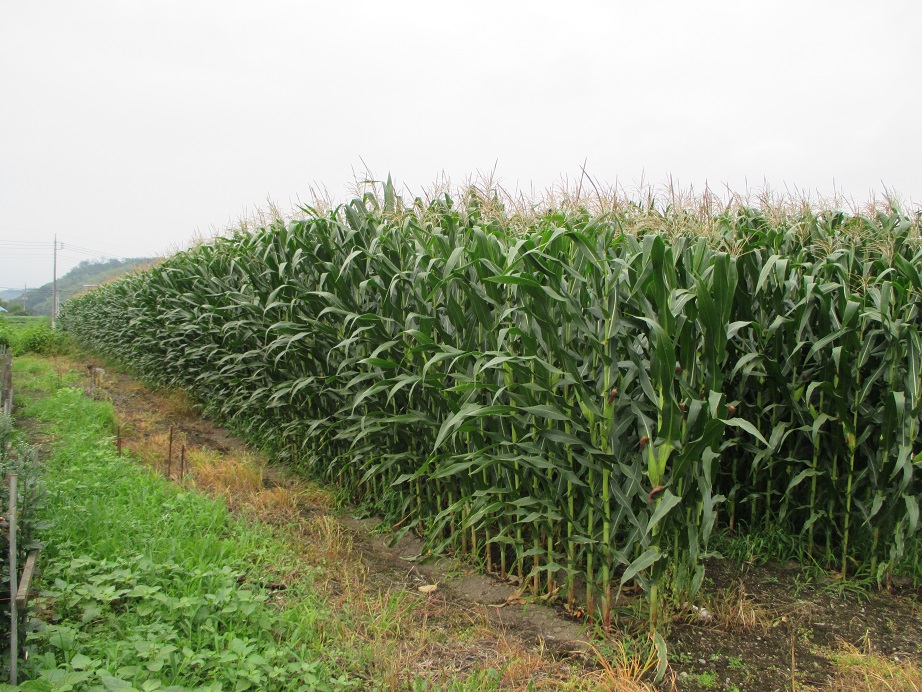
[60,187,922,627]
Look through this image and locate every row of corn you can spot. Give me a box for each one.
[61,189,922,626]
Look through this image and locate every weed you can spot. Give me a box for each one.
[581,633,669,691]
[695,671,717,688]
[0,318,71,357]
[701,581,771,633]
[818,574,874,604]
[824,638,922,691]
[727,656,747,670]
[11,369,355,690]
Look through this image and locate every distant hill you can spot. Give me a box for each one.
[0,289,22,301]
[15,258,159,316]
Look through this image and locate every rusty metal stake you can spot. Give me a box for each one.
[167,426,173,478]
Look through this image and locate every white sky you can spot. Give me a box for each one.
[2,0,920,289]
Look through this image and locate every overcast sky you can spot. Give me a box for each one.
[2,0,920,290]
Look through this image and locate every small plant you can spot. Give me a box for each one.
[727,656,747,670]
[705,581,771,633]
[584,633,667,689]
[695,670,717,688]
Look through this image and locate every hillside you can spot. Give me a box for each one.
[14,257,158,316]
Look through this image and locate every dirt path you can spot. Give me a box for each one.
[339,514,589,652]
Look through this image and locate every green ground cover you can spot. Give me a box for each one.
[0,318,67,357]
[4,356,355,691]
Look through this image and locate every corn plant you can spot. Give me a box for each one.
[60,186,922,627]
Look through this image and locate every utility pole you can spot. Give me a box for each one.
[52,236,59,328]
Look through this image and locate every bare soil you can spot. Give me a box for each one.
[668,560,922,690]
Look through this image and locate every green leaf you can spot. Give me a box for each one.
[721,417,768,446]
[620,547,662,585]
[483,274,542,287]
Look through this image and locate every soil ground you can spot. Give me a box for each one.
[22,354,922,691]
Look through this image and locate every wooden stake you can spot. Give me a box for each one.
[180,445,186,478]
[116,425,122,457]
[15,549,38,609]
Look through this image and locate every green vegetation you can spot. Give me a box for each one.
[0,317,70,356]
[693,671,717,689]
[12,258,156,317]
[0,299,29,316]
[1,412,47,673]
[7,357,354,691]
[59,183,922,630]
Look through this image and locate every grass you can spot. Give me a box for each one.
[581,636,667,691]
[702,581,772,633]
[0,316,66,354]
[823,641,922,691]
[6,358,355,691]
[0,316,50,328]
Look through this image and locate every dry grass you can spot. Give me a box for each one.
[159,388,199,421]
[579,635,672,692]
[123,429,170,470]
[187,447,263,494]
[823,640,922,691]
[289,516,594,690]
[703,580,773,633]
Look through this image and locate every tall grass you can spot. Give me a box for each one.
[60,181,922,627]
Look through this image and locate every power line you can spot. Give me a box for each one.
[0,240,137,259]
[62,244,123,259]
[0,246,117,260]
[58,249,116,261]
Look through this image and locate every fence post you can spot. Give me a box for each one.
[0,349,12,416]
[8,473,18,685]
